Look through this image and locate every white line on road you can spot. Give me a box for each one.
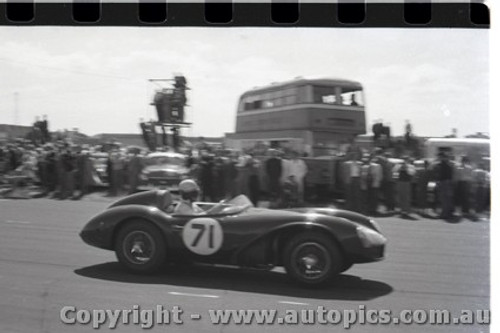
[278,301,310,306]
[4,220,31,224]
[168,292,220,298]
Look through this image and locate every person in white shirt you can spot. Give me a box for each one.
[286,151,308,203]
[366,155,383,215]
[342,151,363,212]
[173,179,204,215]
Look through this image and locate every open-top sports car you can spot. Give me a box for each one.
[80,190,386,286]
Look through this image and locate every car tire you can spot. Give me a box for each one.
[115,221,167,273]
[283,231,343,286]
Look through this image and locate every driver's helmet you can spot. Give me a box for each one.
[178,179,200,202]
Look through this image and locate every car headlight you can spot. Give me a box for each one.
[356,226,387,248]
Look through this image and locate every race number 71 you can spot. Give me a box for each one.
[190,223,214,248]
[182,218,223,255]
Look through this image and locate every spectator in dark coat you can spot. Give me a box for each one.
[199,154,215,202]
[213,156,226,202]
[45,150,57,193]
[393,156,416,217]
[265,149,283,202]
[106,152,114,196]
[247,154,261,206]
[127,152,143,194]
[8,146,21,172]
[414,160,431,216]
[223,155,238,199]
[60,148,76,199]
[432,152,455,220]
[75,150,93,199]
[472,163,489,214]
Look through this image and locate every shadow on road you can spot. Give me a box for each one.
[75,262,393,301]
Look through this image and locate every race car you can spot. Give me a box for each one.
[80,190,386,286]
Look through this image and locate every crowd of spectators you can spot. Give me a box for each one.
[341,147,490,220]
[189,148,308,208]
[0,140,490,221]
[0,140,143,199]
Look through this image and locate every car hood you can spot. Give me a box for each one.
[285,207,381,232]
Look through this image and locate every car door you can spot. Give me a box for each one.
[169,211,233,264]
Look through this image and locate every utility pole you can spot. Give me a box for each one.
[14,92,19,125]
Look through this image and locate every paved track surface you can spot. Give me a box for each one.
[0,197,490,332]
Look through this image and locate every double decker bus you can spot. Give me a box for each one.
[225,78,367,156]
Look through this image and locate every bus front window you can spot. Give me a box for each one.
[340,89,364,106]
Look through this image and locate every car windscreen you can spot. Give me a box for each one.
[225,195,254,209]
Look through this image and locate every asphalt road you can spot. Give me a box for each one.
[0,196,490,333]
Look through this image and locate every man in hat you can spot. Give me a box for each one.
[432,151,455,220]
[393,156,416,217]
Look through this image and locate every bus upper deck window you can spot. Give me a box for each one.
[322,95,336,104]
[263,100,274,108]
[340,89,364,106]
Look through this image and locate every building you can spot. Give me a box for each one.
[91,133,224,150]
[0,124,33,142]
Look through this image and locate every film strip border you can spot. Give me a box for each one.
[0,1,490,27]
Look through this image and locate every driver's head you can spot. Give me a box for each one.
[178,179,200,202]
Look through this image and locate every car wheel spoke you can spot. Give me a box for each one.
[123,231,156,264]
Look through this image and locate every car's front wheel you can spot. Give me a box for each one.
[283,232,343,286]
[115,221,167,273]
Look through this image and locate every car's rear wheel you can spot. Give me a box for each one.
[115,221,167,273]
[283,232,343,286]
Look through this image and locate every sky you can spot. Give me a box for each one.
[0,27,489,138]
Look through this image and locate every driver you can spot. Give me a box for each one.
[173,179,205,215]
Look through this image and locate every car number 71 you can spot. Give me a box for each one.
[182,218,223,255]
